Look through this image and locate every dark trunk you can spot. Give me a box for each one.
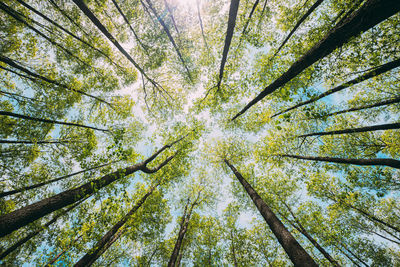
[334,244,362,267]
[230,230,239,267]
[144,0,192,82]
[0,55,112,107]
[224,159,317,266]
[0,201,80,260]
[233,0,400,120]
[0,161,115,198]
[256,0,268,29]
[163,0,180,35]
[280,202,340,266]
[0,137,182,237]
[323,96,400,117]
[334,239,369,267]
[74,187,155,266]
[46,235,83,266]
[279,154,400,169]
[0,139,80,145]
[216,0,240,90]
[0,111,109,132]
[196,0,210,52]
[235,0,259,52]
[111,0,150,54]
[72,0,160,89]
[272,0,324,59]
[15,0,124,70]
[272,58,400,117]
[298,122,400,137]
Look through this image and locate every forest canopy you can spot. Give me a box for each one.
[0,0,399,266]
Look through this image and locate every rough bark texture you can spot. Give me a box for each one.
[233,0,400,120]
[272,58,400,117]
[0,111,109,132]
[74,188,155,266]
[298,122,400,137]
[0,136,182,237]
[0,202,80,260]
[224,159,318,267]
[272,0,324,58]
[216,0,240,90]
[279,154,400,169]
[0,161,115,198]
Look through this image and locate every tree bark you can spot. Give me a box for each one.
[323,96,400,117]
[0,55,112,107]
[272,0,324,59]
[15,0,124,71]
[0,111,109,132]
[224,159,318,266]
[0,161,115,198]
[279,154,400,169]
[143,0,192,82]
[232,0,400,120]
[216,0,240,90]
[72,0,160,89]
[280,202,340,266]
[74,187,155,266]
[298,122,400,137]
[196,0,210,53]
[0,201,81,260]
[272,58,400,118]
[0,137,183,237]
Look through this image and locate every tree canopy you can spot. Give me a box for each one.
[0,0,399,266]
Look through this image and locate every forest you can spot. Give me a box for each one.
[0,0,399,266]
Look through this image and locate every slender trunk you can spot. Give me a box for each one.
[233,0,400,120]
[0,161,115,198]
[72,0,160,89]
[279,154,400,169]
[0,137,182,237]
[74,187,155,266]
[230,230,239,267]
[323,96,400,117]
[256,0,268,29]
[333,244,362,267]
[0,3,101,76]
[168,207,191,267]
[272,58,400,117]
[111,0,150,54]
[0,139,80,145]
[196,0,210,52]
[280,203,340,266]
[298,122,400,137]
[0,55,112,107]
[0,111,109,132]
[46,235,83,266]
[216,0,240,90]
[143,0,192,82]
[163,0,180,35]
[0,201,80,260]
[335,239,369,267]
[15,0,124,71]
[272,0,324,59]
[224,159,317,266]
[235,0,259,52]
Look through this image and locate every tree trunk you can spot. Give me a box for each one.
[298,122,400,137]
[74,187,155,266]
[233,0,400,120]
[0,201,81,260]
[280,202,340,266]
[0,55,112,107]
[224,159,318,266]
[0,161,115,198]
[216,0,240,90]
[0,139,80,145]
[0,136,182,237]
[323,96,400,117]
[279,154,400,169]
[163,0,180,35]
[196,0,210,52]
[272,0,324,58]
[143,0,192,82]
[272,58,400,117]
[0,111,109,132]
[72,0,159,89]
[15,0,124,71]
